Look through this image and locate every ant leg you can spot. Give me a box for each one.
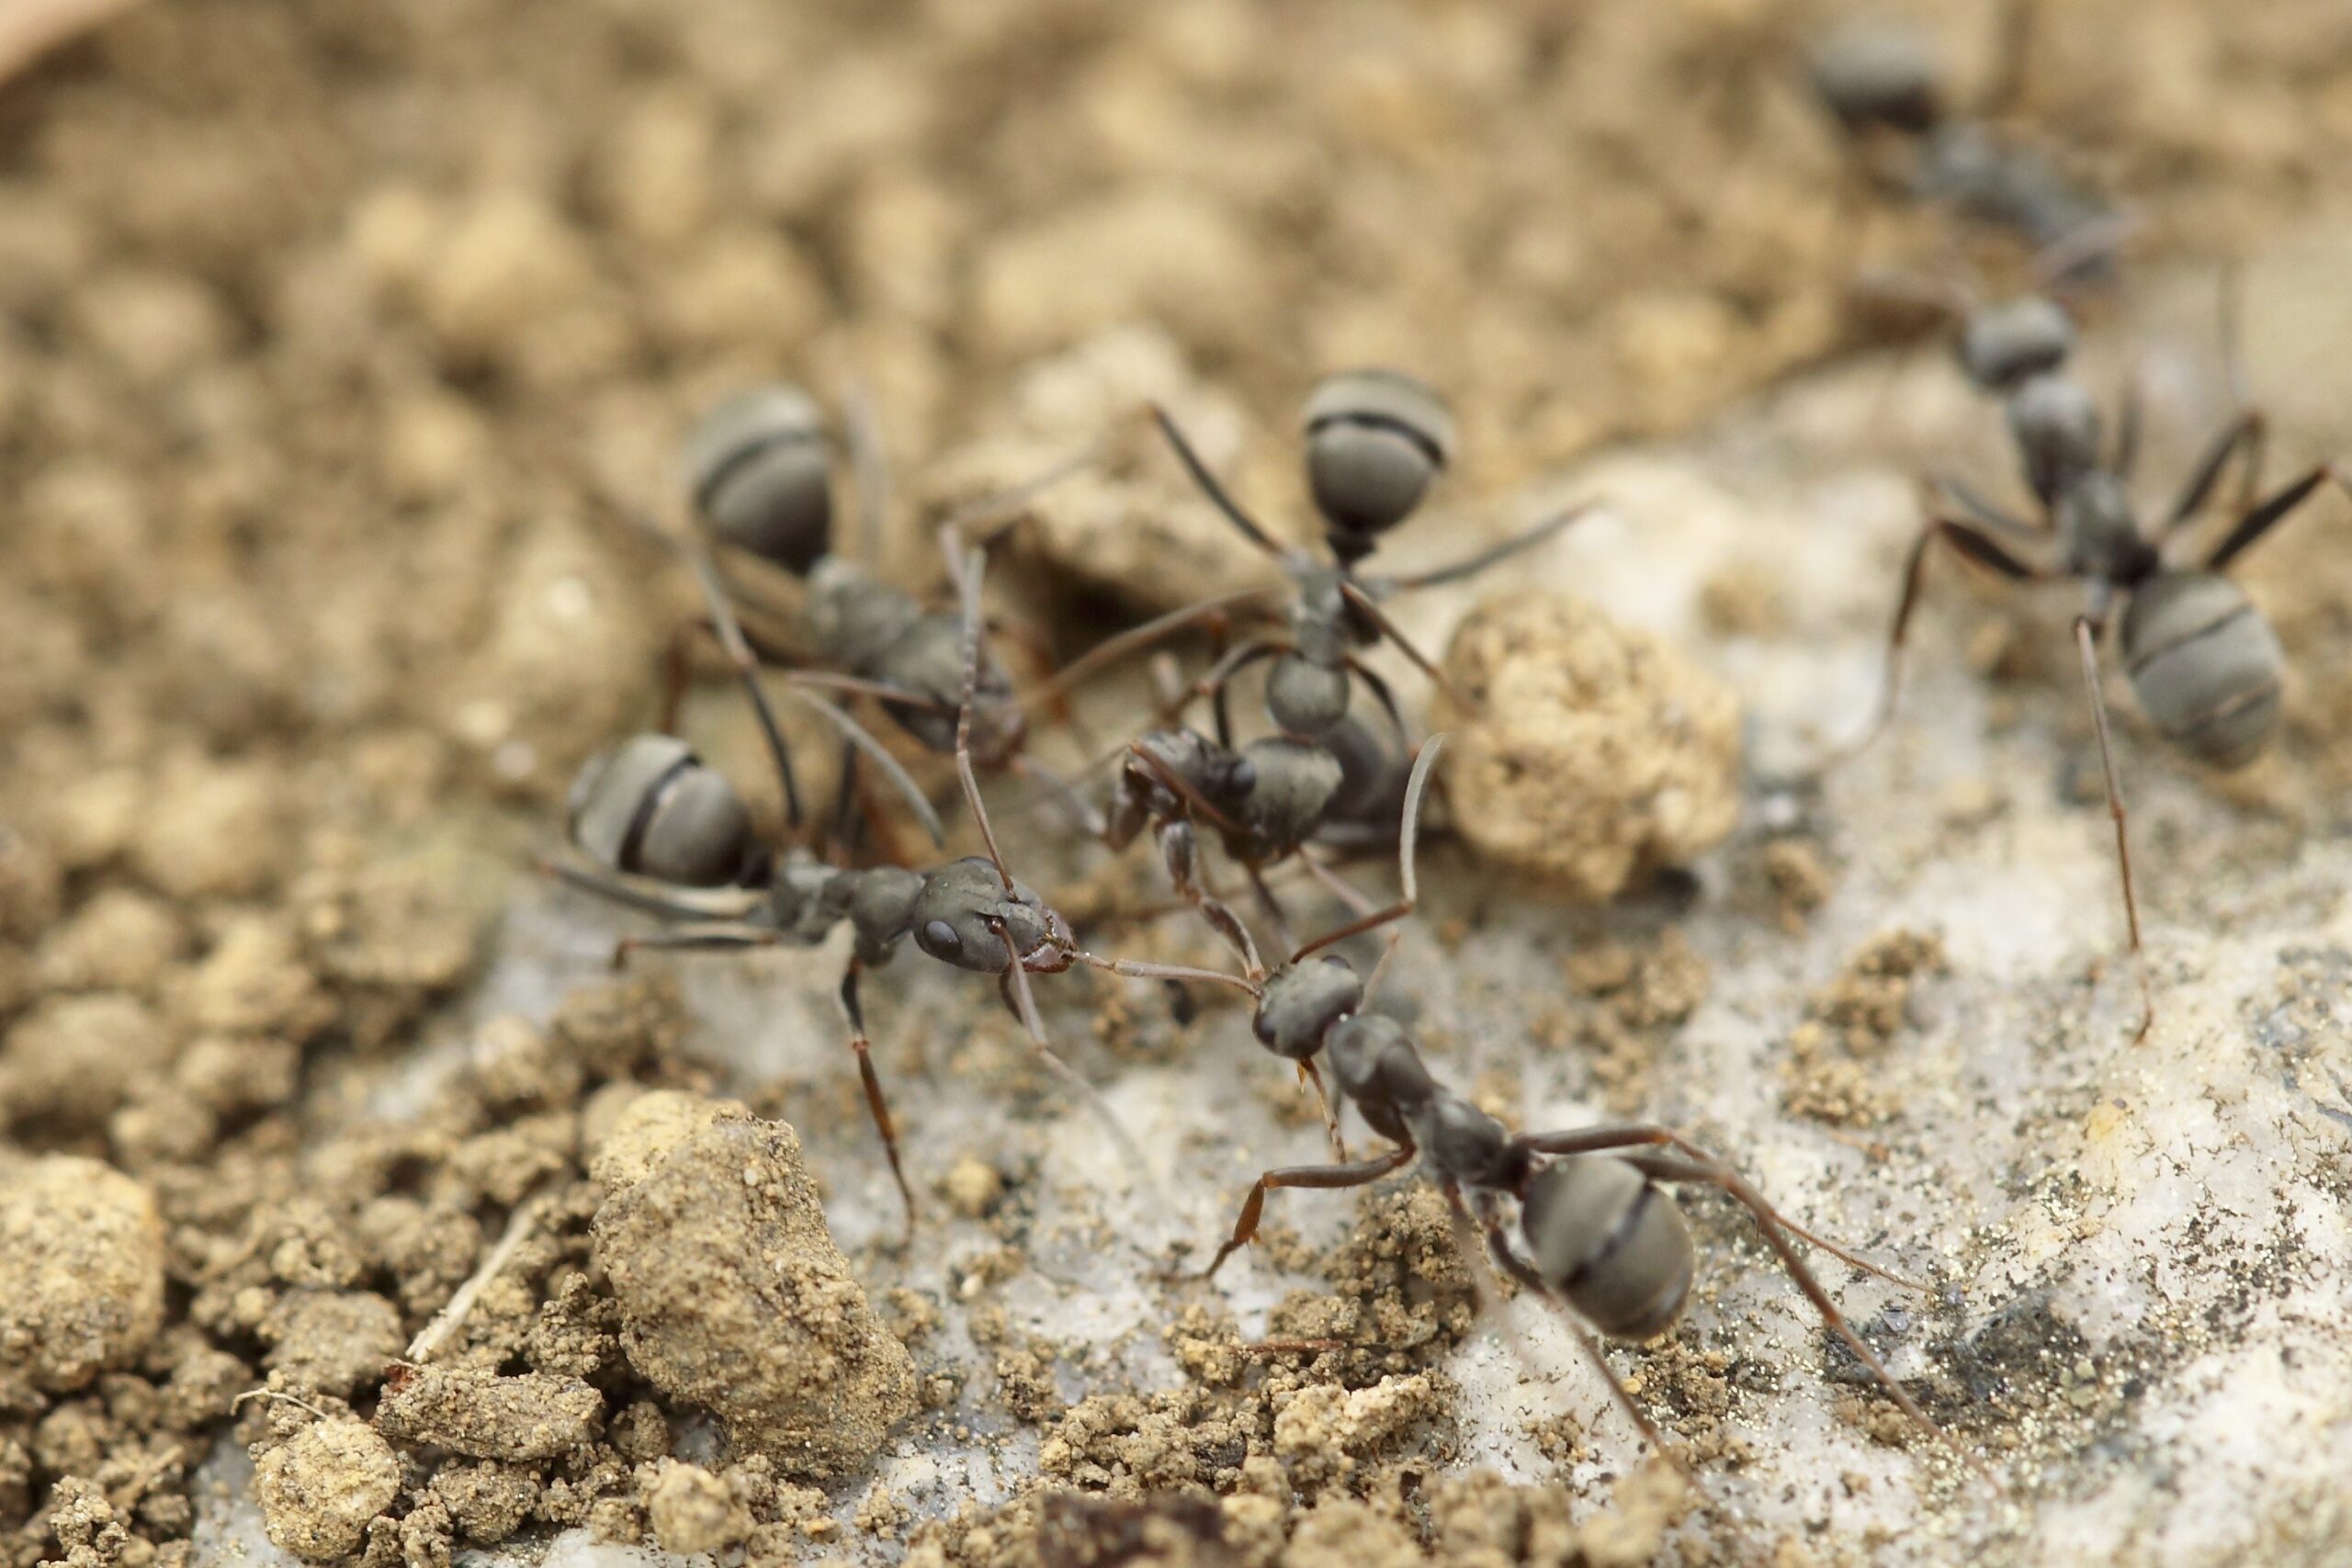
[2160,411,2267,540]
[1343,659,1412,744]
[1618,1149,1970,1472]
[2203,462,2347,573]
[1376,502,1593,592]
[941,527,1018,889]
[1206,640,1284,748]
[659,619,702,736]
[610,924,785,972]
[1929,472,2044,541]
[2114,365,2143,481]
[775,684,945,849]
[1336,580,1469,708]
[989,919,1139,1167]
[1509,1127,1974,1474]
[677,542,806,832]
[1829,514,2045,765]
[827,739,864,867]
[1186,1142,1417,1280]
[1157,818,1266,980]
[1511,1126,1928,1289]
[1290,739,1443,963]
[1245,864,1299,955]
[1018,588,1281,716]
[2073,615,2154,1043]
[839,958,917,1235]
[537,859,763,921]
[1299,1057,1349,1160]
[1148,403,1290,558]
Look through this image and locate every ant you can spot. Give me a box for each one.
[675,382,1096,844]
[1163,744,1970,1480]
[1101,705,1438,963]
[1806,8,2117,278]
[551,525,1219,1229]
[1839,276,2350,1041]
[1036,370,1586,752]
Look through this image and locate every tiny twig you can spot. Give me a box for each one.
[406,1193,546,1364]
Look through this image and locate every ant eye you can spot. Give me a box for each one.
[922,919,962,955]
[1320,955,1351,969]
[1227,757,1257,794]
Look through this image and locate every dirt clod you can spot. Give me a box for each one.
[376,1365,605,1462]
[1435,589,1742,897]
[0,1154,164,1393]
[253,1418,401,1562]
[590,1094,917,1476]
[644,1460,753,1557]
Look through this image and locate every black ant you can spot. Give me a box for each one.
[1840,277,2350,1041]
[1033,370,1586,753]
[1807,8,2118,278]
[1158,744,1976,1482]
[674,382,1098,846]
[550,525,1218,1229]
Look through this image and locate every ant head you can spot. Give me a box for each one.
[912,858,1071,976]
[1252,955,1363,1061]
[1520,1156,1694,1342]
[569,734,760,888]
[685,384,835,577]
[1807,17,1942,136]
[1301,369,1454,551]
[1960,297,2075,393]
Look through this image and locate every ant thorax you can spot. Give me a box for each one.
[804,557,923,674]
[760,856,857,947]
[2057,471,2158,585]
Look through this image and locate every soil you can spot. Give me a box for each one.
[5,2,2352,1568]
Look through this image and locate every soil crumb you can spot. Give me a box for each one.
[1782,929,1947,1127]
[0,1154,164,1396]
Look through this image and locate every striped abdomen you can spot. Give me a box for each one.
[2120,571,2284,772]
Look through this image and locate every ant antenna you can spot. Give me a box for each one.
[682,537,804,829]
[1292,735,1443,963]
[1149,402,1292,559]
[841,378,889,566]
[786,687,947,848]
[942,524,1016,891]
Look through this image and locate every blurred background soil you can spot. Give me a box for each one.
[6,2,2352,1567]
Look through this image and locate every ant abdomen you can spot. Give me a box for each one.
[1521,1156,1695,1343]
[1959,297,2075,393]
[685,385,835,577]
[1806,17,1942,136]
[1301,369,1455,550]
[568,733,760,888]
[2121,572,2286,771]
